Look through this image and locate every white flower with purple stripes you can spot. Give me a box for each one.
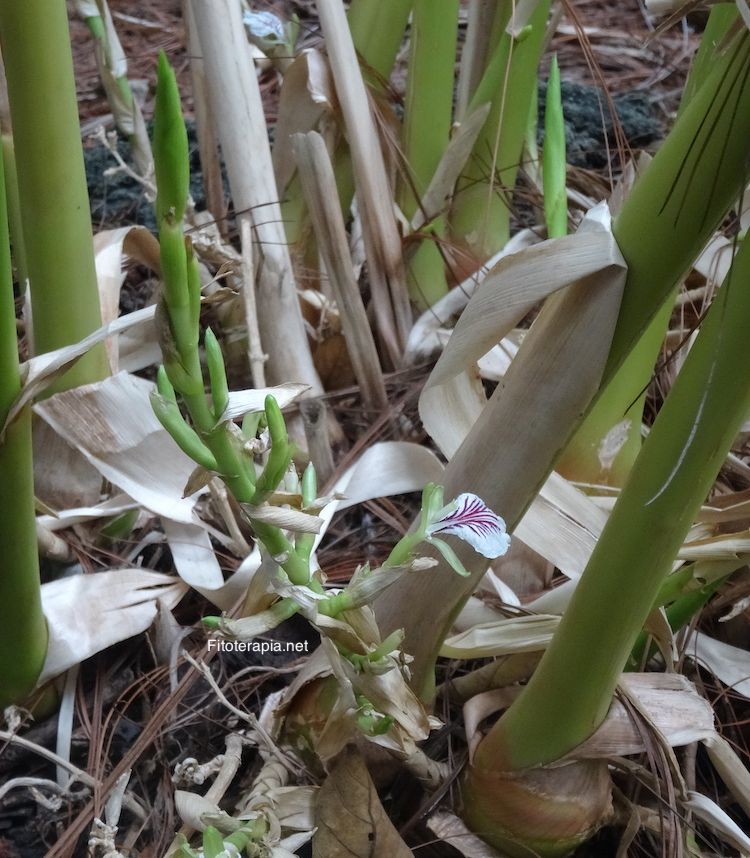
[382,484,511,578]
[427,492,511,559]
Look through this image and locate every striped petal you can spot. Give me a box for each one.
[427,493,511,559]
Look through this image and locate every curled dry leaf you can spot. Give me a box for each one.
[404,229,538,366]
[222,384,310,421]
[174,790,235,832]
[34,373,199,524]
[463,687,523,761]
[242,503,323,534]
[427,810,506,858]
[440,615,561,659]
[561,673,715,761]
[261,786,317,831]
[162,519,225,591]
[419,202,628,458]
[93,225,161,373]
[5,306,155,438]
[514,471,608,582]
[273,48,337,194]
[312,746,412,858]
[685,791,750,854]
[703,732,750,818]
[685,631,750,698]
[36,495,138,532]
[40,569,187,683]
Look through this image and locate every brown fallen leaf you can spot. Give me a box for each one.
[313,746,412,858]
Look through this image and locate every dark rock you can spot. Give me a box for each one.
[84,120,210,233]
[538,80,663,169]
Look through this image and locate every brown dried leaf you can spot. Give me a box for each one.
[313,746,412,858]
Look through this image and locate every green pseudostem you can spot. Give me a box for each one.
[463,230,750,852]
[449,0,551,273]
[400,0,459,308]
[542,54,567,240]
[557,6,740,487]
[0,0,107,390]
[0,150,47,709]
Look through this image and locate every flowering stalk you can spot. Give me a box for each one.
[150,54,311,589]
[386,484,511,574]
[175,821,267,858]
[320,486,511,618]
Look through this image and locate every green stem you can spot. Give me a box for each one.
[542,54,566,239]
[450,0,550,269]
[605,26,750,382]
[400,0,458,308]
[373,12,750,729]
[0,0,107,389]
[0,149,47,709]
[0,136,28,296]
[557,292,673,486]
[558,13,747,488]
[476,233,750,771]
[678,3,739,117]
[347,0,413,84]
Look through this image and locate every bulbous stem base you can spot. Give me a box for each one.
[461,758,613,857]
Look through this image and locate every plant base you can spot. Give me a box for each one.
[461,758,613,857]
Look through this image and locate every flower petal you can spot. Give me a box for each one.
[427,493,511,559]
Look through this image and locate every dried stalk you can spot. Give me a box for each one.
[182,0,226,235]
[188,0,323,393]
[316,0,412,366]
[292,131,388,413]
[239,218,267,388]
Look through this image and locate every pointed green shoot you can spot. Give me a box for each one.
[542,54,567,239]
[204,328,229,422]
[153,51,189,225]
